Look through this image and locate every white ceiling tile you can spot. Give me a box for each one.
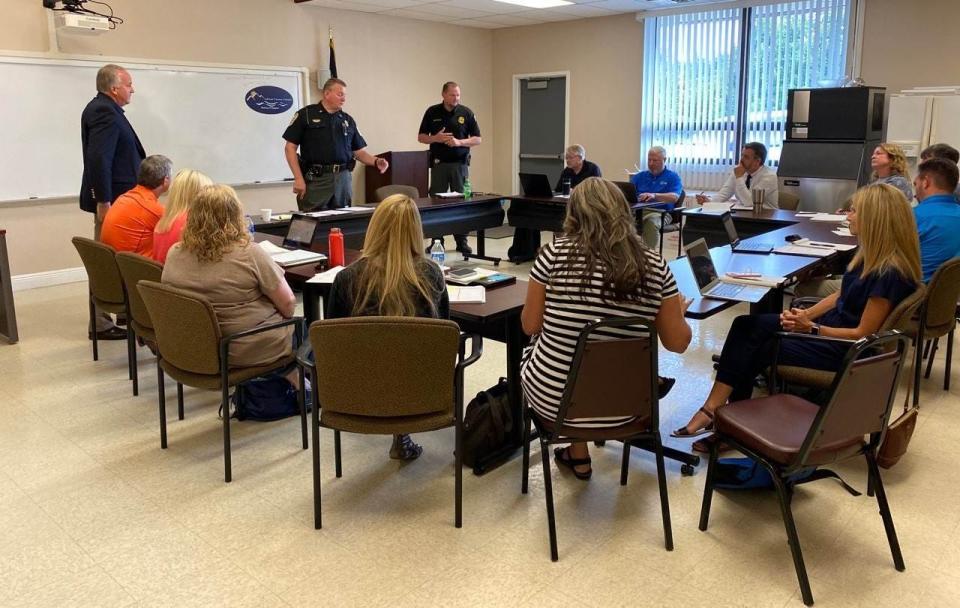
[436,0,532,14]
[583,0,644,11]
[410,2,497,18]
[510,8,583,21]
[448,18,507,28]
[381,7,455,20]
[554,3,617,16]
[351,0,428,8]
[299,0,385,12]
[478,13,543,25]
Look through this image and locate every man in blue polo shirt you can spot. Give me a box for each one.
[913,158,960,282]
[920,143,960,202]
[630,146,683,248]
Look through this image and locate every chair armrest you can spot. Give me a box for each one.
[295,341,314,371]
[458,332,483,370]
[774,331,857,346]
[220,317,304,361]
[789,297,823,310]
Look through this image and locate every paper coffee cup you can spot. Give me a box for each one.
[260,208,273,222]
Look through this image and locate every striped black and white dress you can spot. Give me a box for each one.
[520,237,679,429]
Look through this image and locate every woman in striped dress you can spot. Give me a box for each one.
[520,177,692,480]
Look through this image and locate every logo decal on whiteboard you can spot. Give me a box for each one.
[245,87,294,114]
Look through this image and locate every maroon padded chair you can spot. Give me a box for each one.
[699,331,911,607]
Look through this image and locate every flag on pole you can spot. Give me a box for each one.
[328,29,337,78]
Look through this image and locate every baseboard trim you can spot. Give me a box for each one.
[12,267,87,292]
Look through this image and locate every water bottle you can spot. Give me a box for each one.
[462,178,472,200]
[246,216,255,236]
[429,238,445,267]
[328,227,345,267]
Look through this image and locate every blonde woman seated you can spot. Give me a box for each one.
[327,194,449,460]
[520,177,692,480]
[675,184,921,448]
[162,184,299,388]
[152,169,213,264]
[869,143,913,202]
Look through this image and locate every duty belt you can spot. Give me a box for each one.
[306,161,356,177]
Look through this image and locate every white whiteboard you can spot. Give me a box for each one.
[0,54,308,202]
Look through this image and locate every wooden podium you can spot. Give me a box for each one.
[365,150,429,203]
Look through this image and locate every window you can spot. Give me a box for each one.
[641,0,852,190]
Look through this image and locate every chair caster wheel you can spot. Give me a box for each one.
[594,440,606,447]
[681,464,695,476]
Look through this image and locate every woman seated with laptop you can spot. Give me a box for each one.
[162,184,300,388]
[674,183,921,446]
[327,194,449,461]
[520,177,692,480]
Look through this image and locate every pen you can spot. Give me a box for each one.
[803,243,835,249]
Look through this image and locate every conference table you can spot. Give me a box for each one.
[266,236,529,474]
[506,193,666,233]
[254,194,507,265]
[672,207,858,318]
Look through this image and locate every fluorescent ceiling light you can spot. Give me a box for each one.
[493,0,573,8]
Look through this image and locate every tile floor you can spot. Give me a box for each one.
[1,233,958,607]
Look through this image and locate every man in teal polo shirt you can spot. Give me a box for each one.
[913,158,960,282]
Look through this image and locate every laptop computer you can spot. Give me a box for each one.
[518,173,556,198]
[614,181,639,204]
[684,238,769,303]
[720,212,774,254]
[268,216,327,267]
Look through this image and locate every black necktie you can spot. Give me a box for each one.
[745,173,752,189]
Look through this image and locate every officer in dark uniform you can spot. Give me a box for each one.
[283,78,388,211]
[417,81,482,254]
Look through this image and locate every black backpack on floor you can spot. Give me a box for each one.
[461,378,513,467]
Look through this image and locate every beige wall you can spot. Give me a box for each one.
[859,0,960,94]
[491,14,644,195]
[0,0,493,276]
[5,0,960,279]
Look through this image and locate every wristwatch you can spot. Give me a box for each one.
[810,324,821,336]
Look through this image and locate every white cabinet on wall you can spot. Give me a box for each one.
[888,87,960,174]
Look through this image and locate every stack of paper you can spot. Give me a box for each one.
[434,191,463,198]
[809,213,848,223]
[832,226,853,237]
[795,239,856,251]
[723,274,786,287]
[447,285,486,304]
[258,241,327,267]
[773,244,832,257]
[701,202,733,213]
[306,266,345,284]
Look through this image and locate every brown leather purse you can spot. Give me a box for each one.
[877,351,918,469]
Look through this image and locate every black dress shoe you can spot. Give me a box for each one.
[89,327,128,340]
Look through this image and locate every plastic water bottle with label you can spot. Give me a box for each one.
[463,178,472,200]
[429,239,445,267]
[246,216,255,235]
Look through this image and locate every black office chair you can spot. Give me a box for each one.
[658,189,686,257]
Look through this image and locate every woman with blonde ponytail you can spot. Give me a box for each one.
[327,194,449,460]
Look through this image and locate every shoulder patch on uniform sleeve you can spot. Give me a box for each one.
[288,111,299,127]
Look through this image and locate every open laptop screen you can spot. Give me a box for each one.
[285,217,318,248]
[720,212,739,246]
[685,238,719,292]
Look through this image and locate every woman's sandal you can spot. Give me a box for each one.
[554,446,592,480]
[389,434,423,461]
[671,407,715,438]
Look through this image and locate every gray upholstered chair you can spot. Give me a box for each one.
[778,190,800,211]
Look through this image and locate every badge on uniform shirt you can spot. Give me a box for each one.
[288,111,299,126]
[458,116,465,124]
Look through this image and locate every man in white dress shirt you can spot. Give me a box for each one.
[696,142,779,209]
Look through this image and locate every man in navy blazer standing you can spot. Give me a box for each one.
[80,64,145,339]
